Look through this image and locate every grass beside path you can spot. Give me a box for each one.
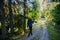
[47,24,60,40]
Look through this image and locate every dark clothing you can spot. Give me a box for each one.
[28,19,34,37]
[28,19,34,27]
[28,27,32,37]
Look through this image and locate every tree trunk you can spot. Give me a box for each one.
[8,0,14,34]
[24,0,26,33]
[0,0,6,39]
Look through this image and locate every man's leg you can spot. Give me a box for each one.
[30,27,32,35]
[28,27,30,37]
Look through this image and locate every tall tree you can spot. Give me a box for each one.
[24,0,26,32]
[0,0,6,39]
[8,0,14,34]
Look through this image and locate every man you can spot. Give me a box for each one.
[27,18,37,37]
[19,14,37,37]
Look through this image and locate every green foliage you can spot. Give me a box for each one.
[13,14,24,28]
[47,24,60,40]
[51,4,60,25]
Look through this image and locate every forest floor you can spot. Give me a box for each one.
[18,22,50,40]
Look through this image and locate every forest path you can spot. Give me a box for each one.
[39,24,50,40]
[18,24,41,40]
[18,24,50,40]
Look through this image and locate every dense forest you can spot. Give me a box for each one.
[0,0,60,40]
[0,0,39,40]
